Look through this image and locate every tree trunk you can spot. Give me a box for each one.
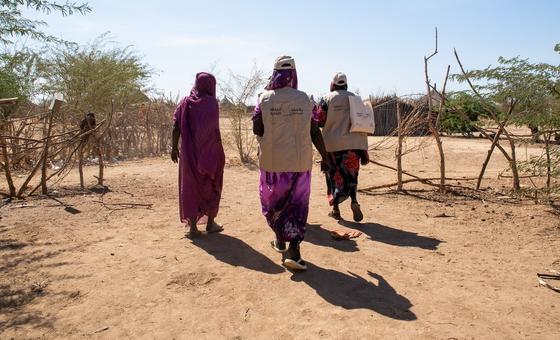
[503,129,520,191]
[545,132,552,194]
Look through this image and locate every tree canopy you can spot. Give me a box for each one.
[41,36,152,116]
[0,0,91,45]
[453,47,560,129]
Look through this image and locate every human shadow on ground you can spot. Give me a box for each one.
[305,224,359,252]
[291,263,416,320]
[338,221,442,250]
[191,233,284,274]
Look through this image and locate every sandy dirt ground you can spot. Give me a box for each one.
[1,136,559,339]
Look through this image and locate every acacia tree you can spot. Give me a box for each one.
[0,0,91,100]
[453,45,560,192]
[0,0,91,45]
[41,35,151,115]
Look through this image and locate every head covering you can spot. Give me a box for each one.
[265,56,298,90]
[332,72,347,86]
[274,56,296,70]
[188,72,217,103]
[330,72,348,92]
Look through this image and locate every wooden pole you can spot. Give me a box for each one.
[476,127,503,189]
[78,144,85,189]
[396,102,403,191]
[40,110,54,195]
[0,134,16,197]
[40,95,63,195]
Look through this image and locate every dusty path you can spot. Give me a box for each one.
[1,137,559,339]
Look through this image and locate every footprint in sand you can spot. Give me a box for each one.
[166,272,220,288]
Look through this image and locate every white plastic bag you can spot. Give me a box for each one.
[349,96,374,134]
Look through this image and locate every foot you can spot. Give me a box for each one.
[185,226,202,239]
[328,209,342,220]
[206,221,224,234]
[283,258,307,271]
[283,241,307,271]
[270,240,287,253]
[351,202,363,222]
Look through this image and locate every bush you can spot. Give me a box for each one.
[441,92,491,135]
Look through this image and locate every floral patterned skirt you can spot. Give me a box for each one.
[325,150,366,206]
[259,170,311,243]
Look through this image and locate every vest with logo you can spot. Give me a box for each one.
[322,90,368,152]
[258,87,314,172]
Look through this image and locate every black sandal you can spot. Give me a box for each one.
[328,209,342,220]
[351,202,363,222]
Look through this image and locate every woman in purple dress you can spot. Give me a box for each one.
[171,72,225,238]
[252,56,331,271]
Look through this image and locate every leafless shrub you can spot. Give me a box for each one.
[219,65,265,163]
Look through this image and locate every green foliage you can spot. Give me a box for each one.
[452,53,560,130]
[1,46,44,98]
[518,147,560,178]
[40,35,152,117]
[0,68,23,98]
[0,0,91,45]
[0,67,24,118]
[441,92,492,135]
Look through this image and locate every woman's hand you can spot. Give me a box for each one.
[171,148,179,163]
[321,157,334,172]
[360,151,370,166]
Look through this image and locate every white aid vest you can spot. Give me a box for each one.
[258,87,314,172]
[322,90,368,152]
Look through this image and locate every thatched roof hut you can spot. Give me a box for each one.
[369,96,430,136]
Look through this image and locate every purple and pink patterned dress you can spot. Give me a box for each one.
[253,69,315,243]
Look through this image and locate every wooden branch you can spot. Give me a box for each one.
[0,98,18,105]
[0,135,16,196]
[40,110,54,195]
[396,103,403,190]
[476,126,504,189]
[425,27,438,60]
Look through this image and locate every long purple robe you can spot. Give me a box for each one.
[173,72,225,224]
[254,69,314,243]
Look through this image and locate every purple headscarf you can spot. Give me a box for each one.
[254,69,298,121]
[173,72,225,224]
[265,69,298,90]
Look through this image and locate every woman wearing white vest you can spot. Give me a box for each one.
[252,56,331,271]
[316,72,369,222]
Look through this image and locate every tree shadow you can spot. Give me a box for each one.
[47,196,81,215]
[339,221,442,250]
[0,236,105,333]
[0,239,27,251]
[305,224,359,252]
[191,233,285,274]
[291,263,416,320]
